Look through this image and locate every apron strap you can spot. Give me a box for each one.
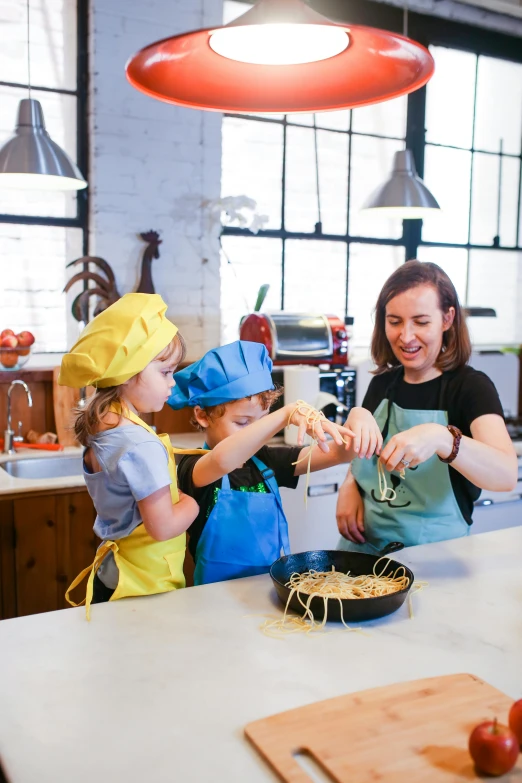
[65,541,118,621]
[382,369,452,439]
[251,455,290,556]
[381,368,404,440]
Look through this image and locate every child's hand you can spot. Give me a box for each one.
[287,402,355,452]
[346,407,383,459]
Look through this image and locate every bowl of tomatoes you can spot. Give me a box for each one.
[0,329,35,370]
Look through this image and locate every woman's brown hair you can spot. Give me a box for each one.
[74,331,186,446]
[371,260,471,375]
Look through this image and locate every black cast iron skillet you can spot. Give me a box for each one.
[269,542,413,623]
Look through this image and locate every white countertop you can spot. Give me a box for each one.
[1,527,521,783]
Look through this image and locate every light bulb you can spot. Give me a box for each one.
[209,24,349,66]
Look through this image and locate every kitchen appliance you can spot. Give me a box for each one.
[245,674,520,783]
[240,312,349,366]
[272,366,357,422]
[270,544,410,623]
[279,462,348,551]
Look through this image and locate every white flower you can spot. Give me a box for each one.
[203,195,269,234]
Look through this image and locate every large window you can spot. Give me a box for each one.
[221,0,522,350]
[0,0,88,352]
[420,46,522,346]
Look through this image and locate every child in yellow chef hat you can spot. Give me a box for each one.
[59,293,202,618]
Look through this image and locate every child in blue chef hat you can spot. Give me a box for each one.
[168,341,382,585]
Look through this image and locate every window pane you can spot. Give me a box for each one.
[474,56,522,157]
[422,146,471,245]
[221,117,283,230]
[317,110,350,132]
[0,224,83,352]
[287,113,314,127]
[467,250,519,345]
[425,47,476,149]
[349,135,404,239]
[285,126,349,235]
[470,153,520,248]
[470,153,500,247]
[348,244,404,347]
[0,0,77,90]
[417,246,468,304]
[223,0,247,23]
[499,157,520,248]
[284,240,346,315]
[287,111,350,131]
[351,95,407,139]
[0,85,78,217]
[220,236,282,345]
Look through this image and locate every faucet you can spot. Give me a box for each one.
[4,380,33,455]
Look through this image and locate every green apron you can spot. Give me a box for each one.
[338,372,469,554]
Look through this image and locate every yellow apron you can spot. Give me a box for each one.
[66,405,205,619]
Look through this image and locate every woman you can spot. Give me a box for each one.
[337,261,518,553]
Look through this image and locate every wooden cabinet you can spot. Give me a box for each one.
[0,489,98,619]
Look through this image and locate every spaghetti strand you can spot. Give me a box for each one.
[262,559,413,637]
[288,400,350,506]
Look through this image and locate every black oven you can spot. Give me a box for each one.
[271,367,356,422]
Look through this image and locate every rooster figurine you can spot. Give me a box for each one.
[64,231,162,322]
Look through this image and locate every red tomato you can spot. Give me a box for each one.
[16,330,35,347]
[0,329,14,339]
[469,720,519,776]
[509,700,522,747]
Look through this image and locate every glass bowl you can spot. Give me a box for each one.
[0,346,32,371]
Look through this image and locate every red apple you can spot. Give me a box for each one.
[469,719,519,776]
[0,329,14,339]
[509,700,522,747]
[16,330,35,347]
[1,335,18,349]
[0,350,18,368]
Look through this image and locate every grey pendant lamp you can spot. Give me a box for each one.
[362,149,440,219]
[0,0,87,191]
[361,4,439,220]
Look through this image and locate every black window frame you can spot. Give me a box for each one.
[221,0,522,318]
[0,0,89,255]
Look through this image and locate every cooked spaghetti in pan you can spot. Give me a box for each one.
[263,557,414,636]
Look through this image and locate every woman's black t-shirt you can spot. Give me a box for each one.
[362,365,505,524]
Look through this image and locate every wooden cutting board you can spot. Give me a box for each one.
[245,674,522,782]
[52,367,94,446]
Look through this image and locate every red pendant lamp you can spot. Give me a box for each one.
[126,0,434,114]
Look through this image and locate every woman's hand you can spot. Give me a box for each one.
[379,422,452,472]
[287,403,355,453]
[346,407,383,459]
[336,470,365,543]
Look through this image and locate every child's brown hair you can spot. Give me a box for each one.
[190,386,283,432]
[74,332,186,446]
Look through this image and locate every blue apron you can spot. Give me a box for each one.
[194,455,291,585]
[339,372,469,554]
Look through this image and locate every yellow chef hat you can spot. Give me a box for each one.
[59,293,178,388]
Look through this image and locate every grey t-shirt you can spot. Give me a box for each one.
[84,425,171,588]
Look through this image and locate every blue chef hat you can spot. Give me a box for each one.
[168,340,274,409]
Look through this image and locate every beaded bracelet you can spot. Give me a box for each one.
[438,424,462,464]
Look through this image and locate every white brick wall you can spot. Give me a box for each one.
[89,0,223,361]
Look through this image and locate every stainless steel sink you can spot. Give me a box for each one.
[0,455,84,479]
